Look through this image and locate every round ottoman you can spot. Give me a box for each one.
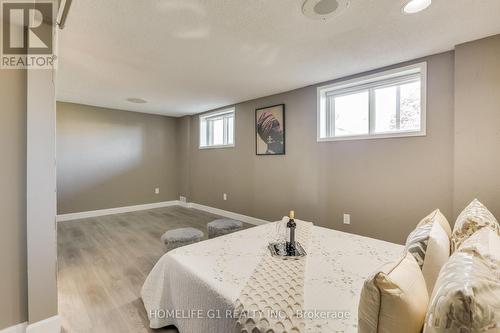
[207,219,243,239]
[160,227,204,252]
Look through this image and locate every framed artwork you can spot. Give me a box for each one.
[255,104,285,155]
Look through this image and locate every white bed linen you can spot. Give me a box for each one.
[141,222,403,333]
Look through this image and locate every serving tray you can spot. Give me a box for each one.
[268,241,307,259]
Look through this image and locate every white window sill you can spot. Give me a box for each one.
[199,144,235,150]
[317,130,426,142]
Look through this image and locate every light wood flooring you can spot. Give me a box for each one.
[57,206,251,333]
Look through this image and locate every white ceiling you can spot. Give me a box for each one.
[56,0,500,117]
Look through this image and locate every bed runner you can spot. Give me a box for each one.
[234,220,313,333]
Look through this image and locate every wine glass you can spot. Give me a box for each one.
[273,217,288,243]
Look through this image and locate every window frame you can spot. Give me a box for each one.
[199,107,236,149]
[317,62,427,142]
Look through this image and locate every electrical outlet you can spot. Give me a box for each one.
[179,196,187,203]
[343,214,351,225]
[155,188,160,194]
[223,193,228,201]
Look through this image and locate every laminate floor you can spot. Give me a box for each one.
[57,206,252,333]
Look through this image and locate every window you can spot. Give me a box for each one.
[199,108,235,148]
[317,62,426,141]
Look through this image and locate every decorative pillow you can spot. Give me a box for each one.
[417,209,452,237]
[424,228,500,333]
[406,210,450,295]
[451,199,500,252]
[358,252,429,333]
[458,227,500,262]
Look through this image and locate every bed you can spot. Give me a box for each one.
[141,220,403,333]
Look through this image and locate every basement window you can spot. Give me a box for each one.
[199,107,235,149]
[317,62,427,141]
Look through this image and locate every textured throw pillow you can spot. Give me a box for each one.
[358,252,429,333]
[451,199,500,252]
[406,210,451,295]
[417,209,452,237]
[424,228,500,333]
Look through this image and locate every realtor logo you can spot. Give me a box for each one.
[1,0,56,69]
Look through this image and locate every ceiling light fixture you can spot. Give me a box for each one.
[302,0,350,20]
[402,0,432,14]
[126,98,148,104]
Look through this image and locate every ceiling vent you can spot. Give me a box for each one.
[302,0,350,20]
[126,98,148,104]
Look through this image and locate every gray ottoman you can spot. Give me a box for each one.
[207,219,243,239]
[161,227,204,252]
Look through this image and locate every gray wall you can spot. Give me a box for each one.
[454,35,500,218]
[57,102,180,214]
[0,70,27,329]
[182,52,455,244]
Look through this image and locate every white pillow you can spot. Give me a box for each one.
[406,210,451,295]
[417,209,452,237]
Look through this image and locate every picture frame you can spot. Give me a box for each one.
[255,104,285,155]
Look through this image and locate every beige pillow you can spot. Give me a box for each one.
[358,252,429,333]
[451,199,500,252]
[417,209,452,237]
[424,228,500,333]
[406,210,451,295]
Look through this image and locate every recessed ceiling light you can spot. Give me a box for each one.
[126,98,147,104]
[302,0,350,20]
[402,0,432,14]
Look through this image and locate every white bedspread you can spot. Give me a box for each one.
[141,221,403,333]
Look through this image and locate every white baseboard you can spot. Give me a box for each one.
[0,322,27,333]
[1,316,60,333]
[56,200,181,222]
[56,199,270,226]
[188,202,270,226]
[26,316,60,333]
